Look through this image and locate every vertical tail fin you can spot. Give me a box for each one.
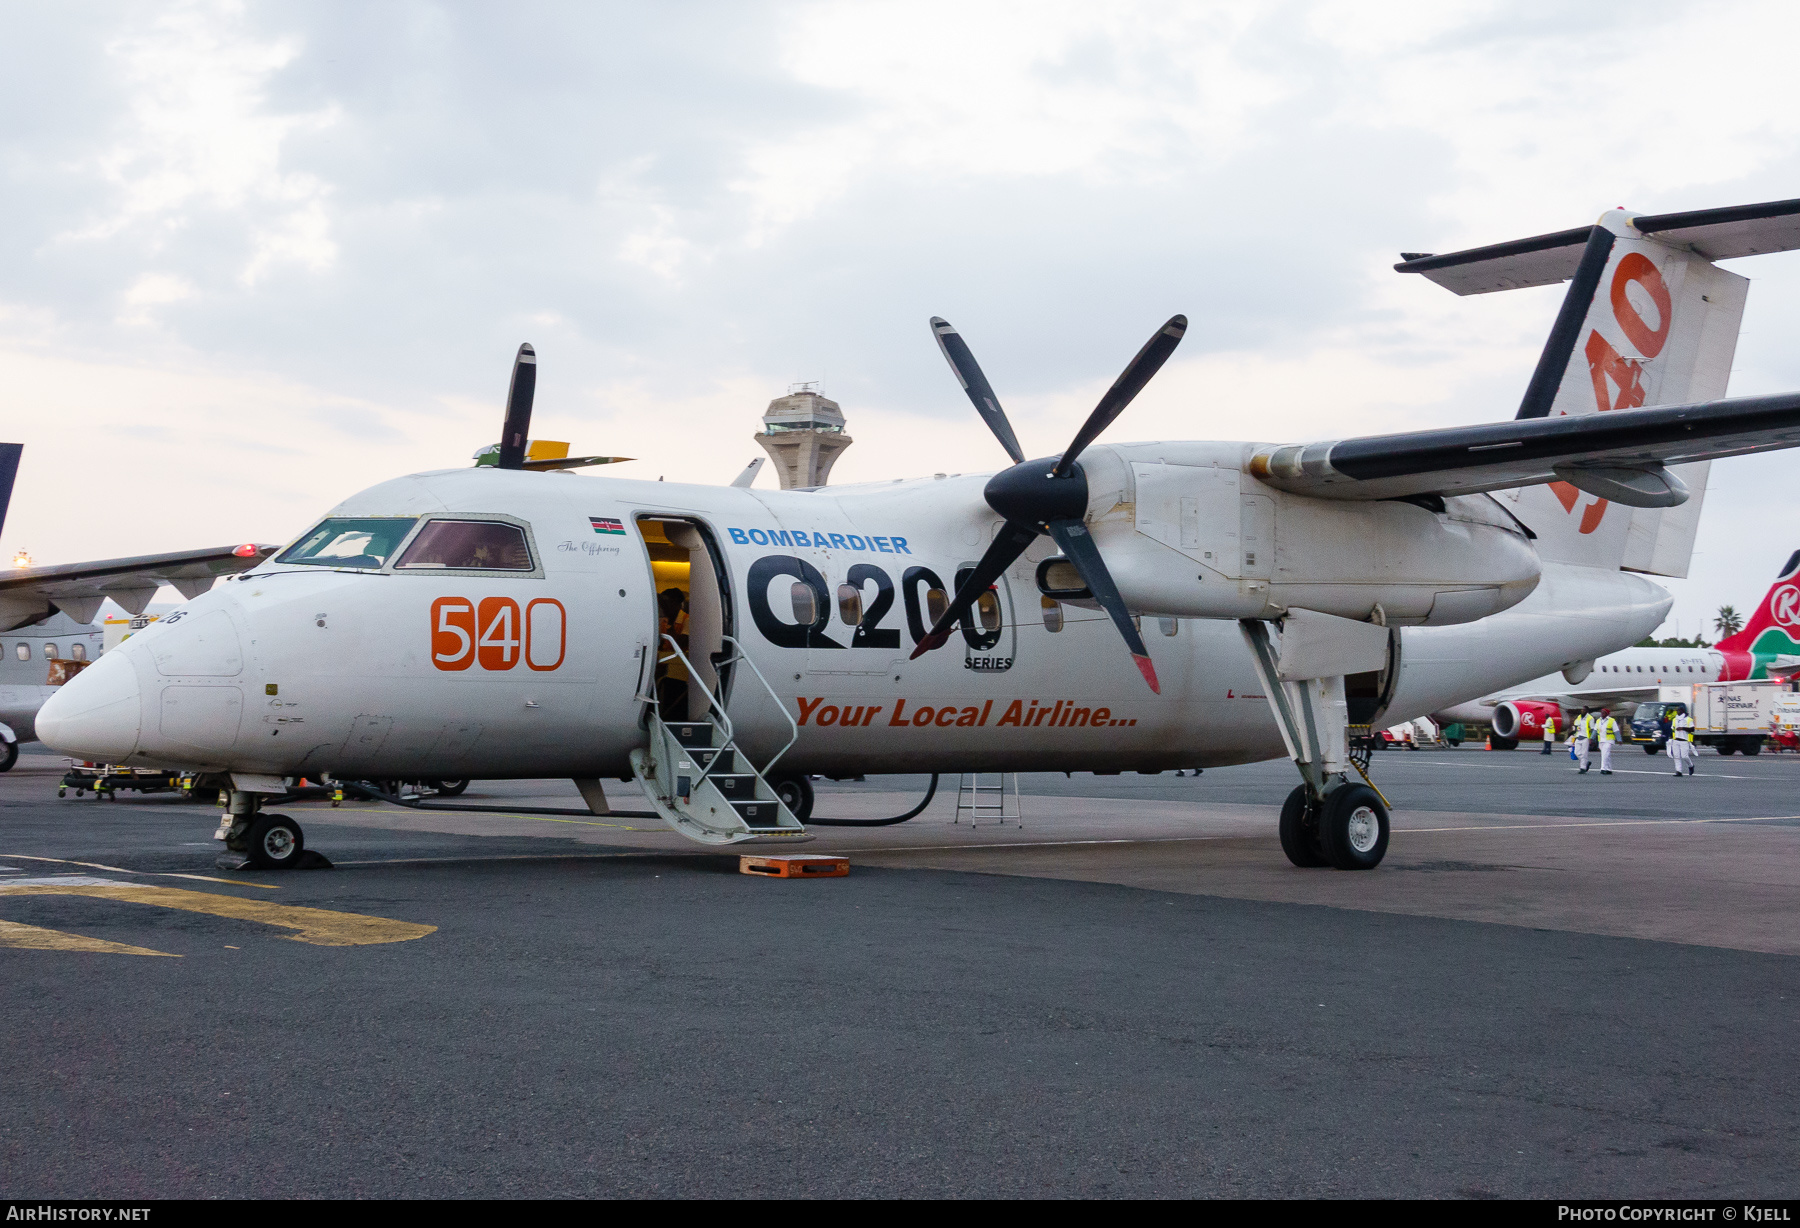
[0,443,20,548]
[1714,548,1800,677]
[1398,198,1800,575]
[1506,211,1745,574]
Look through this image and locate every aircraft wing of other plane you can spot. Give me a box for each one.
[1506,684,1664,711]
[1247,390,1800,507]
[0,543,276,632]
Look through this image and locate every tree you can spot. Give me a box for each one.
[1714,605,1744,639]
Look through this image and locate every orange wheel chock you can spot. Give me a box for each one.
[739,855,849,879]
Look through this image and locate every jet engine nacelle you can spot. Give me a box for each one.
[1490,699,1563,741]
[1076,443,1541,626]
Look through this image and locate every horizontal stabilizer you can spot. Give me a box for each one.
[520,455,633,471]
[1395,197,1800,295]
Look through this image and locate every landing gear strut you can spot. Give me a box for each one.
[1242,618,1392,871]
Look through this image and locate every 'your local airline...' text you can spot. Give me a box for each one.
[726,527,912,553]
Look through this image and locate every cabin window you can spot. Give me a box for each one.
[976,589,1003,634]
[70,643,86,661]
[278,518,418,570]
[42,643,57,659]
[395,520,533,571]
[12,643,25,661]
[1041,597,1063,633]
[1159,617,1179,637]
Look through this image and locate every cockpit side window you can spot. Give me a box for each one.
[276,518,419,570]
[394,520,533,571]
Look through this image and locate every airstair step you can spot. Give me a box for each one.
[691,748,735,773]
[666,722,716,748]
[731,799,785,828]
[712,774,758,799]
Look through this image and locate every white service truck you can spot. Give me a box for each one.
[1678,679,1800,756]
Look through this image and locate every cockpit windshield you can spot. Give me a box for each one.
[394,520,533,570]
[276,518,419,570]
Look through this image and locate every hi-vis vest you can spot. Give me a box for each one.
[1543,717,1558,739]
[1673,713,1695,742]
[1574,714,1593,739]
[1598,716,1620,743]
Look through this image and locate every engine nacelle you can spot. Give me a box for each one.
[1491,700,1562,740]
[1076,443,1542,627]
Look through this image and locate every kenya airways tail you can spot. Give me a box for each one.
[1398,198,1800,578]
[1714,549,1800,680]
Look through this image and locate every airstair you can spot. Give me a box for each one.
[629,634,812,845]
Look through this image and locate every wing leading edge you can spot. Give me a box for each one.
[0,543,275,632]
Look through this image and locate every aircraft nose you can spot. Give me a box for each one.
[36,648,143,762]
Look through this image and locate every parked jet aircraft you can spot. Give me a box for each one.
[1437,547,1800,746]
[36,198,1800,872]
[0,442,274,767]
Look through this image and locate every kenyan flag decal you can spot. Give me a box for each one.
[589,516,626,535]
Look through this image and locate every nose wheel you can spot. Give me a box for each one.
[246,813,305,870]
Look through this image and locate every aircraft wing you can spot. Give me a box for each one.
[0,543,275,632]
[1246,391,1800,506]
[1506,685,1664,712]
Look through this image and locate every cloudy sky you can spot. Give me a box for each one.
[4,0,1800,637]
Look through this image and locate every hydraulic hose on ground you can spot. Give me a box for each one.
[337,780,659,820]
[806,774,940,826]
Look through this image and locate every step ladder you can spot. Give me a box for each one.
[629,634,811,846]
[953,772,1021,827]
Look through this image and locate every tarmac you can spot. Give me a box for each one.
[2,740,1797,1198]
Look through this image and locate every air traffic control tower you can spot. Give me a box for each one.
[754,382,852,490]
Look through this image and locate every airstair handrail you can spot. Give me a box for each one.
[650,633,800,797]
[718,634,799,777]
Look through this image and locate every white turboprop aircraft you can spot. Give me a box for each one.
[36,197,1800,873]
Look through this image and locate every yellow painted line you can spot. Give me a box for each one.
[162,873,284,888]
[0,917,178,957]
[0,884,434,946]
[0,854,281,889]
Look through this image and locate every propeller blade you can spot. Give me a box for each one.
[495,343,537,470]
[930,317,1026,465]
[908,521,1039,658]
[1052,315,1187,478]
[1045,518,1159,693]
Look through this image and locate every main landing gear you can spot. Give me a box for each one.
[1242,617,1392,871]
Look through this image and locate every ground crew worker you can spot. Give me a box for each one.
[1541,712,1558,755]
[1670,709,1697,776]
[1574,710,1593,773]
[1597,707,1620,775]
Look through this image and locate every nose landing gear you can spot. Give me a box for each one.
[217,787,331,871]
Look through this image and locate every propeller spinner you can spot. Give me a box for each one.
[910,315,1187,692]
